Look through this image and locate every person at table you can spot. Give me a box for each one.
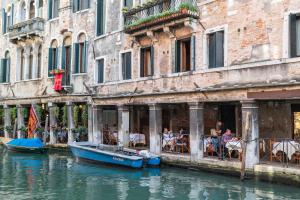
[210,129,219,153]
[220,129,233,159]
[162,128,175,150]
[216,121,226,136]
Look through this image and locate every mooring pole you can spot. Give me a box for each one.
[241,112,251,181]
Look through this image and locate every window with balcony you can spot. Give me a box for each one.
[140,46,154,77]
[48,0,59,19]
[96,0,105,36]
[0,51,10,83]
[96,58,104,84]
[175,38,191,73]
[208,31,224,68]
[29,0,35,19]
[290,14,300,58]
[73,0,90,12]
[48,40,59,77]
[74,34,88,74]
[62,36,72,85]
[121,52,132,80]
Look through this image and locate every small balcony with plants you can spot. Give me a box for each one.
[8,18,45,43]
[123,0,199,35]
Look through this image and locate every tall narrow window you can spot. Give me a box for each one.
[21,2,26,21]
[124,0,133,8]
[2,9,7,34]
[73,0,90,12]
[38,0,43,18]
[140,46,154,77]
[29,48,33,79]
[96,0,105,36]
[122,52,131,80]
[48,40,58,76]
[37,45,42,78]
[96,59,104,83]
[62,37,72,85]
[29,0,35,19]
[290,14,300,58]
[0,51,10,83]
[48,0,59,19]
[74,34,87,74]
[175,38,191,73]
[20,49,25,80]
[208,31,224,68]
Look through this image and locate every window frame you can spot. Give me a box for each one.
[140,46,154,77]
[95,57,105,84]
[120,50,132,80]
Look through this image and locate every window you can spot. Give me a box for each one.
[140,46,154,77]
[124,0,133,8]
[37,45,42,78]
[290,14,300,58]
[175,38,191,73]
[121,52,131,80]
[0,52,10,83]
[29,48,33,79]
[73,0,90,12]
[208,31,224,68]
[2,9,7,34]
[96,0,105,36]
[2,5,14,34]
[38,0,43,18]
[20,49,25,80]
[48,40,58,76]
[62,36,72,85]
[74,34,88,74]
[48,0,59,19]
[29,0,35,19]
[21,2,26,21]
[96,59,104,83]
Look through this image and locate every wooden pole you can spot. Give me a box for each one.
[43,116,49,145]
[241,112,251,181]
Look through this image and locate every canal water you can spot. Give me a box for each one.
[0,147,299,200]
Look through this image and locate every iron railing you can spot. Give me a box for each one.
[124,0,198,28]
[8,18,45,40]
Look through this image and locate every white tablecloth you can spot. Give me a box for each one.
[272,141,300,160]
[129,133,146,146]
[226,140,242,153]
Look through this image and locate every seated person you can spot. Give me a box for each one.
[210,129,219,153]
[220,129,233,159]
[162,128,175,150]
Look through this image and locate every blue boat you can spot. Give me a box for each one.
[123,148,161,167]
[5,138,46,154]
[69,142,144,169]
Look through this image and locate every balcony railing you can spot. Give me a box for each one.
[124,0,199,34]
[8,18,45,42]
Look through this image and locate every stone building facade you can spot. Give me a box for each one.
[1,0,300,182]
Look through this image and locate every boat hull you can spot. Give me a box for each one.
[70,144,143,169]
[147,157,161,166]
[6,144,46,154]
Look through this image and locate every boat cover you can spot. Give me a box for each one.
[7,139,45,148]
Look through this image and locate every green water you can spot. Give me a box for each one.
[0,147,299,200]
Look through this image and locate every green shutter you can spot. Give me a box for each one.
[290,14,297,58]
[3,59,7,82]
[48,0,53,19]
[96,0,104,36]
[175,40,181,73]
[125,52,131,79]
[0,59,3,83]
[74,43,79,73]
[6,58,10,82]
[98,59,104,83]
[216,31,224,67]
[48,48,53,76]
[84,41,88,73]
[73,0,78,12]
[191,35,196,71]
[2,9,7,34]
[140,48,144,77]
[150,46,154,76]
[11,4,14,26]
[208,33,216,68]
[61,46,66,70]
[55,48,59,69]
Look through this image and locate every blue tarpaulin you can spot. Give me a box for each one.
[7,139,44,148]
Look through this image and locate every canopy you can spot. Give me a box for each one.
[7,139,45,148]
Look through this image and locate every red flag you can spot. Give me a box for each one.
[54,73,63,91]
[28,106,38,138]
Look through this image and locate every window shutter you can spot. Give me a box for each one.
[48,48,53,76]
[175,40,181,73]
[191,35,196,71]
[84,41,88,73]
[55,47,59,69]
[48,0,53,19]
[0,59,3,83]
[61,46,66,70]
[87,0,91,8]
[73,0,78,12]
[7,58,10,82]
[2,9,7,34]
[3,59,7,82]
[290,14,297,58]
[122,53,126,80]
[150,46,154,76]
[140,49,144,77]
[98,59,104,83]
[216,31,224,67]
[208,33,216,68]
[126,52,131,79]
[11,4,14,26]
[74,43,80,73]
[96,0,104,36]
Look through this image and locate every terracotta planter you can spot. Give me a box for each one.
[181,8,188,14]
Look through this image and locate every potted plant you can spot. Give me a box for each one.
[18,126,27,138]
[5,126,13,137]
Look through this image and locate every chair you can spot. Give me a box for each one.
[269,139,277,162]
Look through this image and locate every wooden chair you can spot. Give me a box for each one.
[269,139,277,162]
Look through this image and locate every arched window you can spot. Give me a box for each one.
[0,51,10,83]
[74,33,88,73]
[29,48,33,79]
[29,0,35,19]
[48,40,58,76]
[20,49,25,80]
[20,2,26,21]
[37,45,42,78]
[61,36,72,85]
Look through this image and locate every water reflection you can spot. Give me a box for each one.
[0,146,299,200]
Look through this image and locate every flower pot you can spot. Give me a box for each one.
[181,8,188,14]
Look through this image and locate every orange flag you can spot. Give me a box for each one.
[28,106,39,138]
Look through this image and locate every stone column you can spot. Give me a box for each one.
[66,102,75,144]
[149,104,162,155]
[3,105,11,138]
[88,104,93,143]
[241,100,259,169]
[92,105,103,144]
[118,105,130,147]
[48,102,57,144]
[189,102,204,162]
[17,105,25,139]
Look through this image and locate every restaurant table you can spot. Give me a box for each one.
[272,141,300,160]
